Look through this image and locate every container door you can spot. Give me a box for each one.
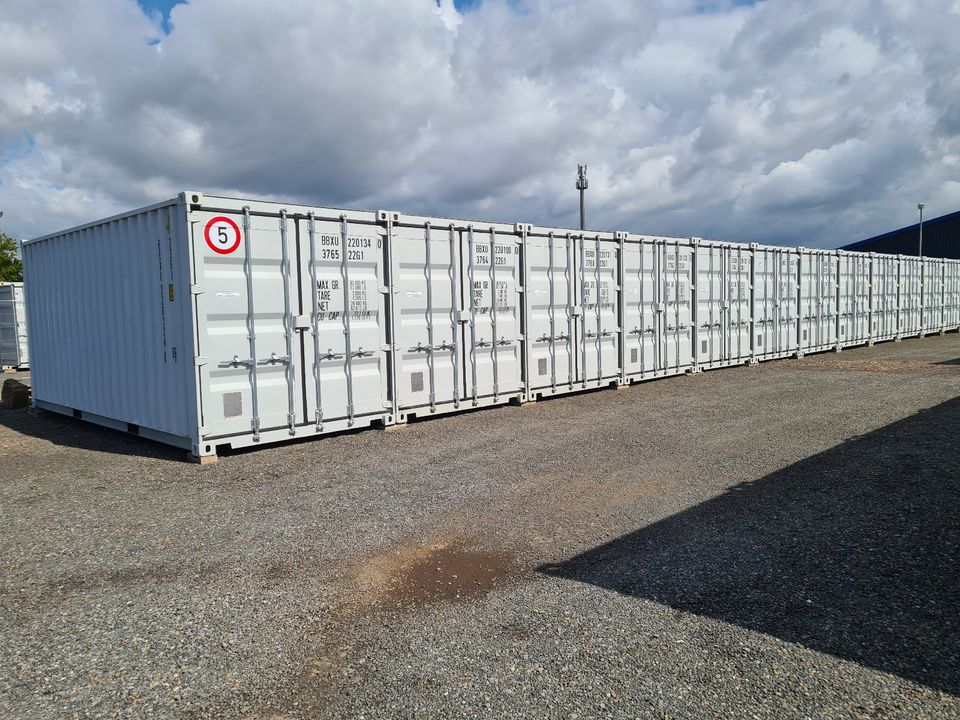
[778,250,800,354]
[14,286,28,365]
[662,240,694,373]
[0,286,26,367]
[753,249,777,358]
[820,253,839,349]
[900,257,921,336]
[923,259,945,333]
[695,245,722,367]
[194,209,303,439]
[578,235,621,384]
[526,232,576,391]
[391,223,461,413]
[300,215,387,429]
[462,227,521,403]
[622,239,661,378]
[837,254,854,346]
[947,262,960,329]
[798,251,816,353]
[875,255,898,340]
[727,246,751,363]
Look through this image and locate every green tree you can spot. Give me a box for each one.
[0,232,23,282]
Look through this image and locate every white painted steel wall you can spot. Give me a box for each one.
[22,191,960,458]
[22,200,196,444]
[0,282,28,368]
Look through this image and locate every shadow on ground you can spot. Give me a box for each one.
[0,406,184,461]
[541,397,960,695]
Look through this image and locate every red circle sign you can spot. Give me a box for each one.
[204,216,242,255]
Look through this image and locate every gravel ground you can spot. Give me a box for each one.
[1,335,958,719]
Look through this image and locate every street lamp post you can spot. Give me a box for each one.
[918,202,925,332]
[917,203,924,257]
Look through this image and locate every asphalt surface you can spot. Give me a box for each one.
[1,335,959,719]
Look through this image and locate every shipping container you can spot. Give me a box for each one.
[0,282,29,369]
[693,240,751,369]
[837,251,872,347]
[899,256,923,337]
[21,191,960,461]
[752,246,800,360]
[922,258,946,334]
[945,260,960,329]
[622,236,694,380]
[797,249,838,354]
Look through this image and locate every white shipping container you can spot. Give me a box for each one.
[922,258,946,334]
[22,191,960,460]
[870,253,898,343]
[837,251,872,347]
[0,282,29,369]
[945,260,960,330]
[753,246,800,360]
[622,236,694,380]
[797,249,838,354]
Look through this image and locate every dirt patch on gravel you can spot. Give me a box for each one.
[352,540,520,611]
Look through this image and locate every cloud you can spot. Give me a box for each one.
[0,0,957,248]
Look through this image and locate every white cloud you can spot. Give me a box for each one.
[0,0,956,248]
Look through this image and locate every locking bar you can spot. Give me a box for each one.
[242,207,261,442]
[424,223,437,412]
[673,238,681,373]
[340,215,356,426]
[594,234,603,382]
[489,227,500,402]
[579,234,588,388]
[448,225,461,409]
[307,213,324,430]
[548,231,557,390]
[467,226,479,405]
[279,211,296,435]
[565,234,575,389]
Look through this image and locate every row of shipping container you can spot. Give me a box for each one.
[0,282,29,370]
[22,193,960,460]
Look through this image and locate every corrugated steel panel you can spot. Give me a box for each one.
[0,282,29,368]
[842,211,960,259]
[22,200,196,443]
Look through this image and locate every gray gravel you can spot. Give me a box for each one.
[1,334,959,719]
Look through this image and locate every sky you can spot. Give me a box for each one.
[1,0,958,247]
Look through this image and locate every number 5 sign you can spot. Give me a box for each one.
[203,216,242,255]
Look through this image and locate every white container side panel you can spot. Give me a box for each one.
[578,235,621,384]
[945,260,960,329]
[462,227,522,402]
[191,207,388,442]
[900,256,923,336]
[391,223,463,412]
[753,247,799,358]
[622,237,693,378]
[923,258,946,333]
[871,254,900,341]
[694,244,751,367]
[22,202,197,438]
[798,251,838,353]
[621,239,661,378]
[525,232,577,390]
[837,253,871,346]
[0,283,28,368]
